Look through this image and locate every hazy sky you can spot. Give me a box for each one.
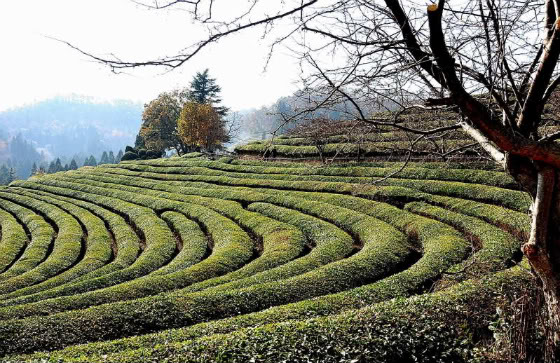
[0,0,300,111]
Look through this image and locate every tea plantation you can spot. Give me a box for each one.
[0,153,535,362]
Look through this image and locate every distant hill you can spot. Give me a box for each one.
[0,96,143,159]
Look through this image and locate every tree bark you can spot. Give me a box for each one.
[513,163,560,356]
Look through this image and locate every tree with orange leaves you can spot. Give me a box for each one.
[177,101,229,152]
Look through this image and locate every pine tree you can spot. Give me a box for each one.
[187,69,229,116]
[108,151,115,164]
[99,151,109,165]
[116,150,124,163]
[0,165,8,185]
[55,158,63,172]
[69,159,78,170]
[7,168,16,183]
[30,162,38,177]
[89,155,97,167]
[48,161,56,174]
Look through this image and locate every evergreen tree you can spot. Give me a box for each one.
[31,162,37,177]
[108,151,115,164]
[89,155,97,167]
[48,161,56,174]
[99,151,109,165]
[0,165,8,185]
[69,159,78,170]
[116,150,124,163]
[7,168,16,183]
[187,69,229,116]
[134,134,146,150]
[55,158,63,172]
[64,164,69,171]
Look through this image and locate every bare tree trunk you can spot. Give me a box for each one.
[513,162,560,357]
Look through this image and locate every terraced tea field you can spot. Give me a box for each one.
[0,155,534,362]
[235,112,482,161]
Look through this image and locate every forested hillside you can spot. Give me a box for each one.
[0,96,142,159]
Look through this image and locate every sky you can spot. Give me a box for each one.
[0,0,301,112]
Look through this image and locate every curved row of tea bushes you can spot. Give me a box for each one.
[24,213,504,362]
[151,211,208,275]
[0,178,455,355]
[0,207,27,273]
[404,201,521,285]
[30,265,531,363]
[0,184,177,306]
[121,158,517,189]
[0,191,82,294]
[18,178,310,294]
[97,164,530,211]
[1,210,481,362]
[0,158,526,358]
[0,181,259,319]
[275,186,531,246]
[19,188,141,283]
[234,139,477,157]
[178,199,411,296]
[23,175,410,299]
[0,188,143,308]
[86,165,531,243]
[426,194,531,240]
[50,171,473,306]
[227,157,500,171]
[0,188,113,301]
[19,194,521,361]
[268,129,467,146]
[175,200,356,295]
[58,169,472,277]
[184,168,530,237]
[0,198,54,281]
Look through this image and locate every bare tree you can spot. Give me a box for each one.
[69,0,560,357]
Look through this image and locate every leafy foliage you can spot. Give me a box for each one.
[178,101,229,152]
[138,91,187,155]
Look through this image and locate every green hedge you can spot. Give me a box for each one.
[0,198,54,282]
[0,181,257,319]
[0,177,459,355]
[0,207,27,274]
[21,188,141,282]
[234,139,478,157]
[0,157,529,358]
[0,182,177,309]
[229,158,501,171]
[16,264,533,363]
[66,266,534,363]
[404,201,522,286]
[263,129,465,146]
[14,174,408,302]
[12,178,308,297]
[0,188,113,301]
[151,211,208,275]
[76,164,530,241]
[101,162,529,211]
[0,191,82,294]
[0,188,142,307]
[119,157,516,188]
